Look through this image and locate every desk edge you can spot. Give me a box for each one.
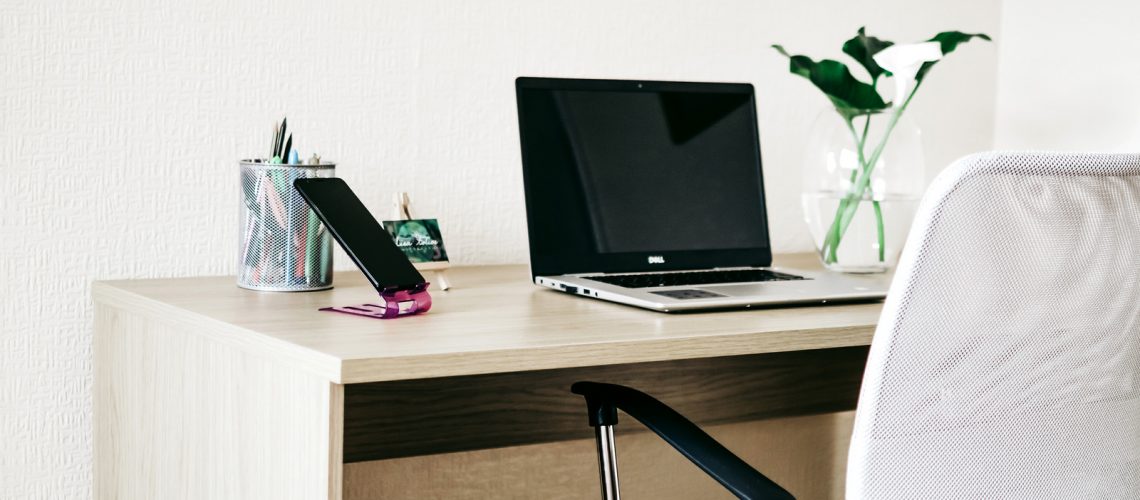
[93,281,345,383]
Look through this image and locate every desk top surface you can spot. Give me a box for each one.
[93,253,890,384]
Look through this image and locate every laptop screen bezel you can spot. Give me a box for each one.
[515,76,773,277]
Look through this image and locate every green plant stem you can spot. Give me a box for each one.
[872,199,884,261]
[860,110,871,147]
[862,113,885,262]
[820,84,920,265]
[825,116,870,263]
[822,112,874,263]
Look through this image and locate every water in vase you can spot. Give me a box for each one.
[802,192,920,273]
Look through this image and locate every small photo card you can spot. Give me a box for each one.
[382,218,449,264]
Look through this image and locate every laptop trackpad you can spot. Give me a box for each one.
[700,283,804,297]
[650,289,726,300]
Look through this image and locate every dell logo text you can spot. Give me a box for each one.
[647,255,665,264]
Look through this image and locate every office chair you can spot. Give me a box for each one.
[573,152,1140,499]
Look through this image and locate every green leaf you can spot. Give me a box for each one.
[931,30,992,54]
[772,45,811,79]
[813,60,889,113]
[772,45,889,114]
[915,31,991,82]
[841,27,894,82]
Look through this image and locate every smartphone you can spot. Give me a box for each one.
[293,178,425,291]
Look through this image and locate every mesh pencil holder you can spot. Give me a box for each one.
[238,160,335,291]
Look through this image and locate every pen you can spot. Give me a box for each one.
[284,166,297,284]
[281,134,292,164]
[306,208,319,285]
[270,122,280,158]
[263,176,288,229]
[274,117,287,158]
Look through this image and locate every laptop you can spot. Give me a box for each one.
[514,77,888,312]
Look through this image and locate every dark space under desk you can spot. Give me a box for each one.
[94,254,888,500]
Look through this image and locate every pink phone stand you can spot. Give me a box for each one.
[320,283,432,319]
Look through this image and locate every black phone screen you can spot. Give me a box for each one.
[293,178,425,291]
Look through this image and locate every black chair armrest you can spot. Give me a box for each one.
[571,381,795,500]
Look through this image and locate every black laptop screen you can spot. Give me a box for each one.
[516,78,772,276]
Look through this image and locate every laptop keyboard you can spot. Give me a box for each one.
[583,269,806,289]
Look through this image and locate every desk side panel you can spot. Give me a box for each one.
[94,303,343,500]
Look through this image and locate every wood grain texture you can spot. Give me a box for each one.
[329,384,346,500]
[343,347,868,462]
[94,304,342,500]
[92,253,887,384]
[343,411,857,500]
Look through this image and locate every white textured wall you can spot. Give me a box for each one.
[1,1,998,497]
[994,0,1140,151]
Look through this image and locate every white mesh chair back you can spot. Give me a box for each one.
[847,152,1140,499]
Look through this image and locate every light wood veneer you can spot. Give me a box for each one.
[94,253,888,499]
[93,254,886,384]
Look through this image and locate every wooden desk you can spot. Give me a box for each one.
[94,254,888,499]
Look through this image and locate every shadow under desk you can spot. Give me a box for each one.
[94,254,886,500]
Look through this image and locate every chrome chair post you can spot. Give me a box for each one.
[594,424,621,500]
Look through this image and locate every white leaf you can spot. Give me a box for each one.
[873,42,942,105]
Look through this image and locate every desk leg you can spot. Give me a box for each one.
[94,303,344,499]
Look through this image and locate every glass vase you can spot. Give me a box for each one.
[802,107,925,273]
